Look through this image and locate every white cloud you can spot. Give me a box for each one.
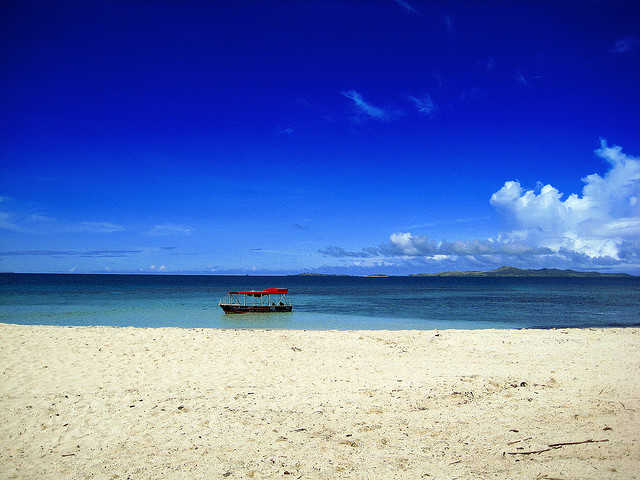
[341,90,387,120]
[0,249,141,257]
[392,0,418,14]
[383,232,551,257]
[320,233,551,259]
[319,141,640,272]
[515,71,528,87]
[0,205,123,234]
[149,223,193,236]
[408,94,436,116]
[0,212,24,232]
[72,222,125,233]
[27,214,55,222]
[490,140,640,260]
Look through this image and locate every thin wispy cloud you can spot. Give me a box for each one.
[0,212,25,232]
[318,246,377,258]
[610,36,637,54]
[515,71,529,87]
[442,14,454,34]
[407,216,491,229]
[278,127,294,135]
[408,94,436,116]
[0,249,141,257]
[341,90,387,120]
[392,0,419,15]
[148,223,193,236]
[27,214,55,223]
[0,207,124,234]
[72,221,125,233]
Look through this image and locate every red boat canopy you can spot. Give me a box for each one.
[228,288,288,297]
[263,288,288,294]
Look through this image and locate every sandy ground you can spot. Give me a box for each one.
[0,324,638,480]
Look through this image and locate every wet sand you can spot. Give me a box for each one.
[1,323,638,479]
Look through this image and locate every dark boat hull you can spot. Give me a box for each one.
[220,304,293,314]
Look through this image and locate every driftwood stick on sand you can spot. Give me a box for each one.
[547,439,609,448]
[507,439,609,455]
[506,447,560,455]
[507,436,533,445]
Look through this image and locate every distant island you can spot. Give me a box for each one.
[410,266,633,278]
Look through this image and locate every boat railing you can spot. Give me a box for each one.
[218,291,290,307]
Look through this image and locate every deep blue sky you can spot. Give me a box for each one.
[2,1,640,274]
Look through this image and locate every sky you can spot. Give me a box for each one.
[2,1,640,275]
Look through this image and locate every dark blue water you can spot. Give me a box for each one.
[1,273,639,330]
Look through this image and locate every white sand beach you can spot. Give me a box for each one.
[0,324,638,479]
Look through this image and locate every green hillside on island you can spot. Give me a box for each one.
[409,266,633,278]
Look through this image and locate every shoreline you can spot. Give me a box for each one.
[1,323,638,479]
[3,321,640,331]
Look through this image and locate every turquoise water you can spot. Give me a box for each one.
[1,273,639,330]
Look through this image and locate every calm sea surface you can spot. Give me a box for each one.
[1,273,639,330]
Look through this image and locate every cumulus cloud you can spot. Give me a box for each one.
[490,139,640,260]
[320,140,640,272]
[341,90,387,120]
[148,264,167,272]
[408,94,436,116]
[392,0,418,14]
[148,223,193,236]
[321,234,551,259]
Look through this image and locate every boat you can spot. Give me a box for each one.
[219,288,293,314]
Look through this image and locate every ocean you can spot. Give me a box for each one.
[1,273,639,330]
